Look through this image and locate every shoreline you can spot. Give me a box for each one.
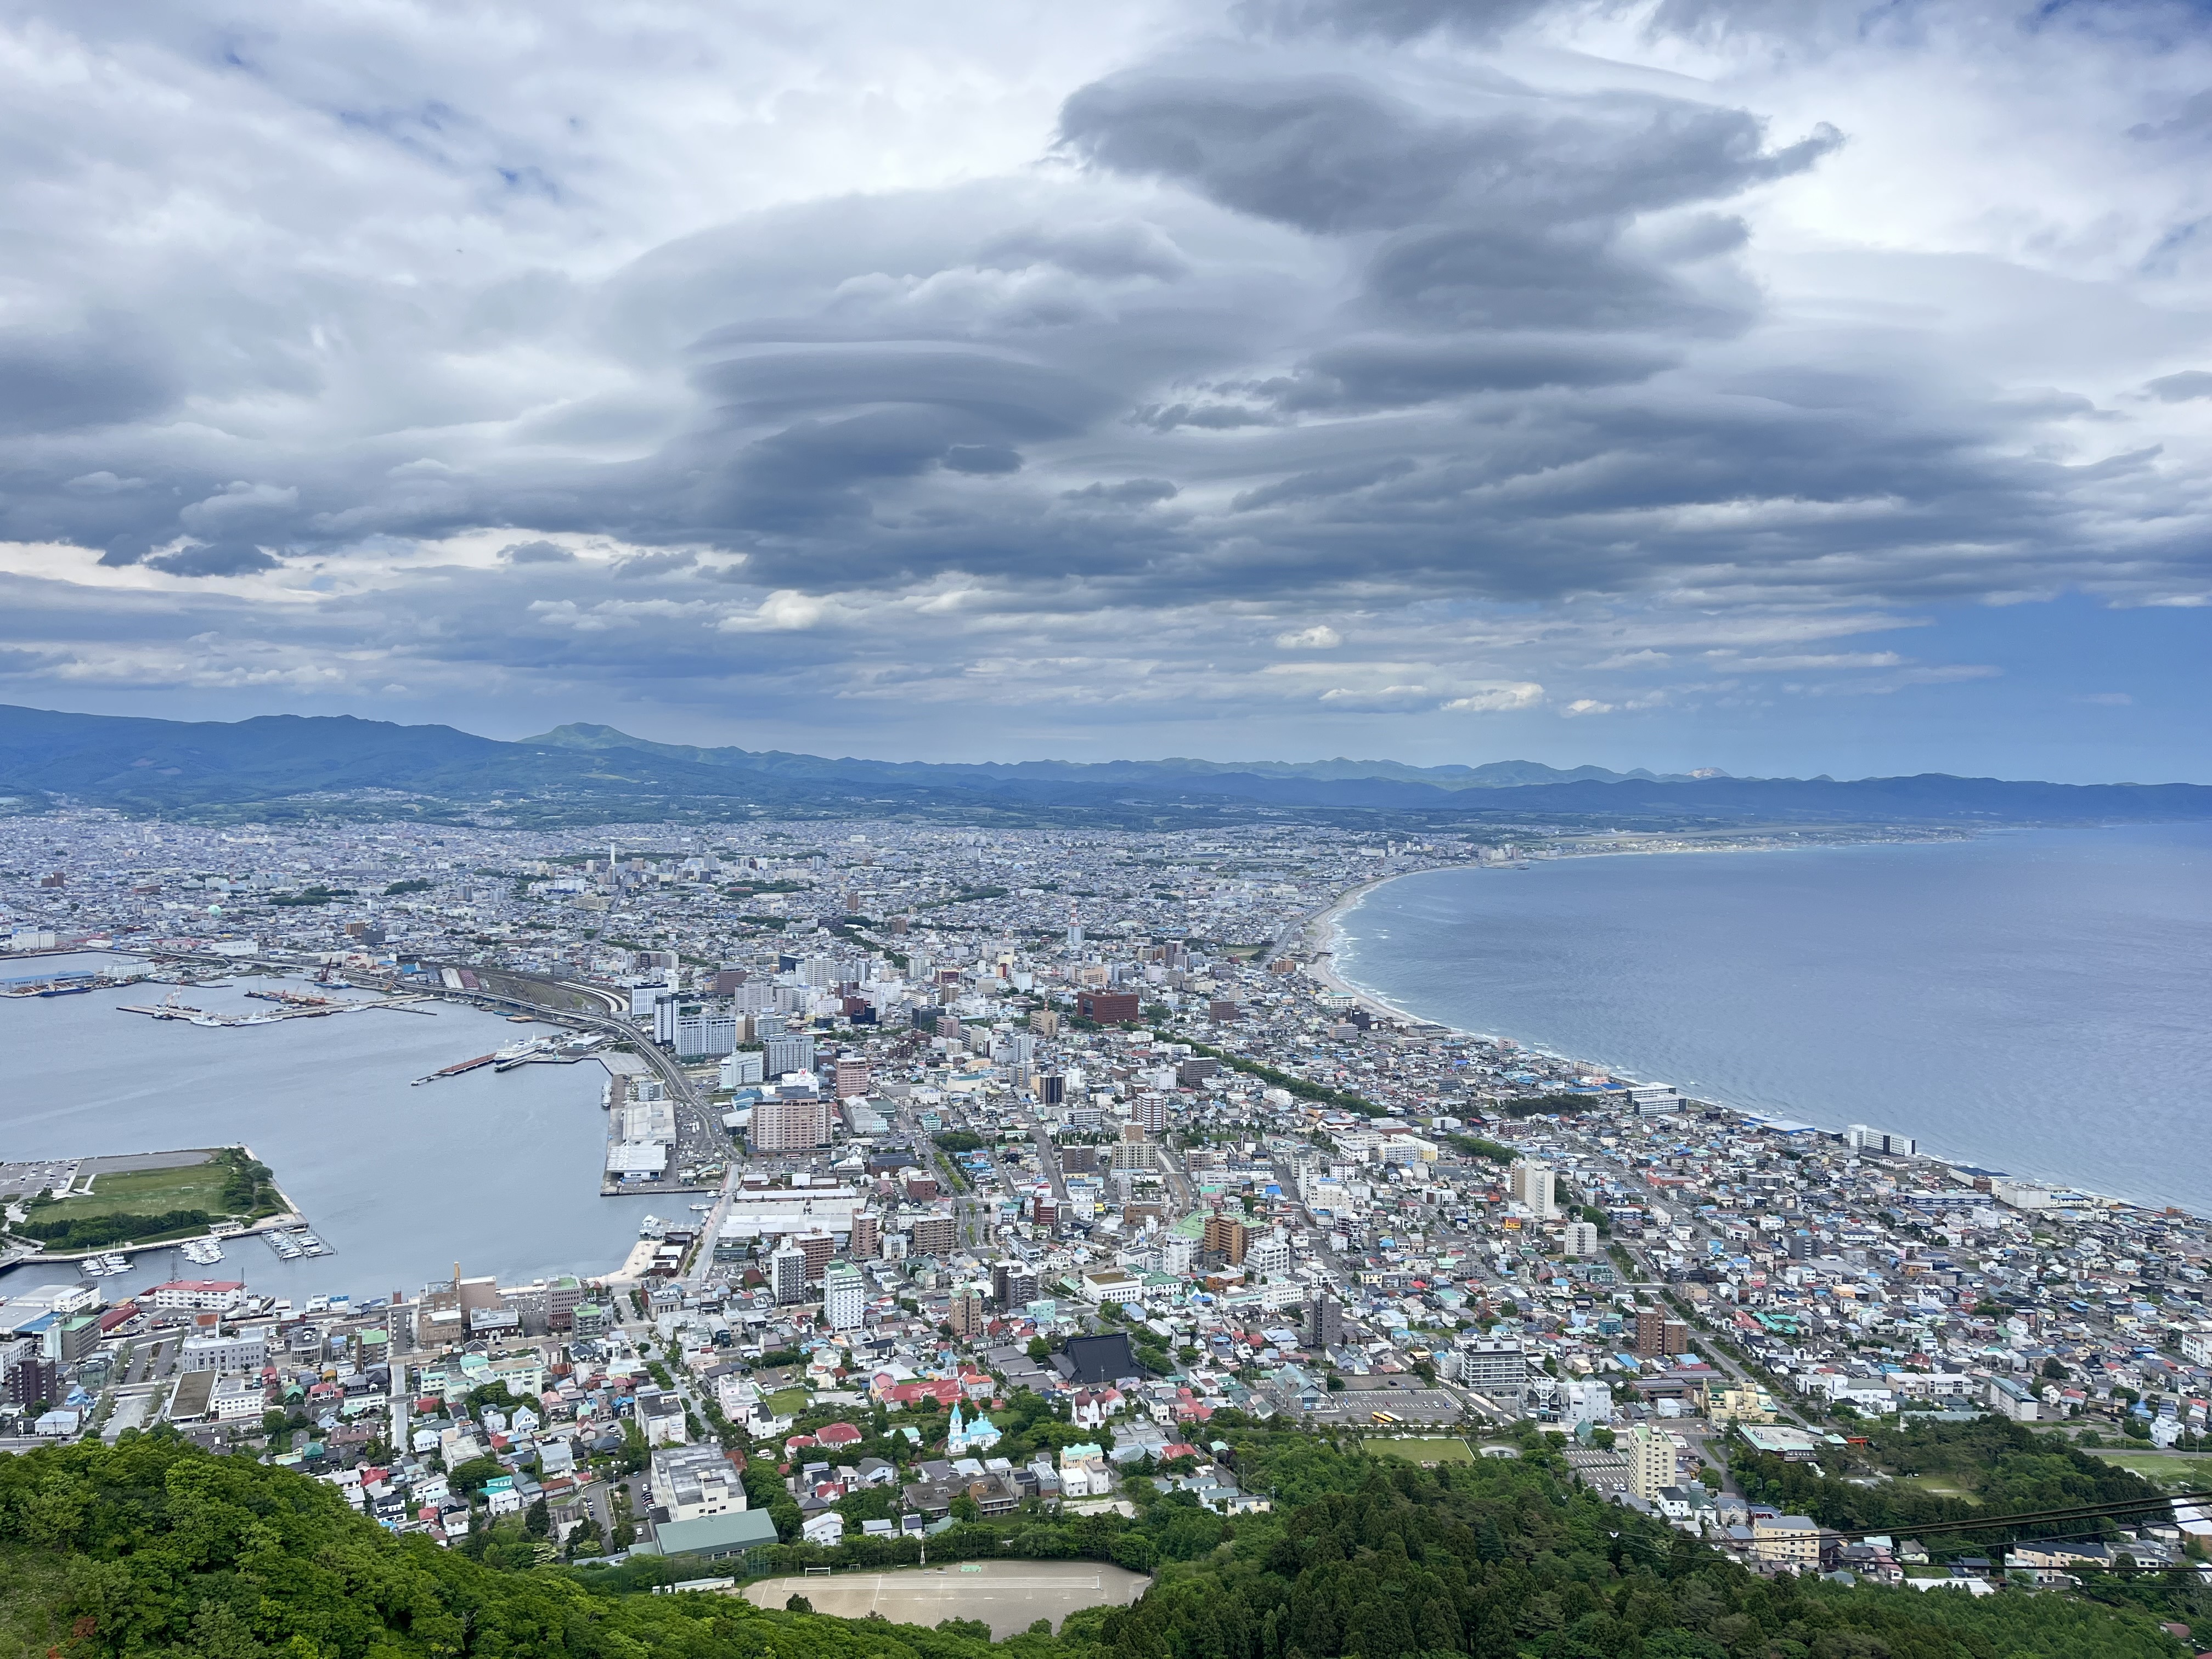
[1302,847,2205,1224]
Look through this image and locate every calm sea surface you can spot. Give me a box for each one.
[1335,825,2212,1214]
[0,958,661,1303]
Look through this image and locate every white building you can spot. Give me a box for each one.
[146,1280,247,1313]
[1080,1269,1145,1306]
[1626,1421,1676,1501]
[651,1444,748,1522]
[1510,1159,1558,1221]
[824,1262,866,1330]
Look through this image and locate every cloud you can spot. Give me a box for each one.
[1062,478,1180,504]
[144,543,282,578]
[500,539,577,564]
[0,1,2201,767]
[1443,682,1544,710]
[944,444,1024,474]
[1560,697,1613,716]
[2145,370,2212,403]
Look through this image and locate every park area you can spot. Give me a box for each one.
[1366,1437,1475,1465]
[10,1147,279,1250]
[740,1560,1150,1639]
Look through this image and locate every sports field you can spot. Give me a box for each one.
[43,1154,225,1222]
[1367,1437,1474,1465]
[741,1560,1149,1638]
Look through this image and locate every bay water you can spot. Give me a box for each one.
[1335,825,2212,1214]
[0,958,661,1304]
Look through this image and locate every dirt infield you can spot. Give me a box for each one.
[741,1560,1150,1638]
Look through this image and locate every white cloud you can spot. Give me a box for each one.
[1441,683,1544,712]
[1276,624,1342,648]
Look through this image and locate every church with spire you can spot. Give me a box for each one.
[944,1400,1001,1455]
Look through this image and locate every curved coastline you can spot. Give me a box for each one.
[1311,848,2211,1220]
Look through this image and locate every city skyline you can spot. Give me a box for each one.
[1,2,2209,781]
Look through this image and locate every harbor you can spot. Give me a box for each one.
[116,986,438,1028]
[0,958,663,1305]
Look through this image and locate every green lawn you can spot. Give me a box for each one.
[1894,1475,1980,1501]
[2090,1453,2207,1486]
[1367,1437,1475,1465]
[41,1157,225,1222]
[768,1388,812,1415]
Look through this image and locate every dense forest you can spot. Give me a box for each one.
[0,1424,2199,1659]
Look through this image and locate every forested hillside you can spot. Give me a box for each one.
[0,1426,2197,1659]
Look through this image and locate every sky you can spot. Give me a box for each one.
[2,0,2209,781]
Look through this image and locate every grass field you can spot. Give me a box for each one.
[768,1388,812,1415]
[741,1560,1149,1639]
[41,1157,224,1222]
[1367,1437,1475,1465]
[2089,1453,2209,1487]
[1894,1475,1979,1501]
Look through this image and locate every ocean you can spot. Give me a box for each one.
[0,960,663,1302]
[1334,824,2212,1214]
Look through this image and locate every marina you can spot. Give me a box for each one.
[118,986,436,1028]
[0,956,662,1304]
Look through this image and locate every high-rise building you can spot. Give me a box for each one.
[1245,1235,1291,1277]
[834,1056,872,1098]
[764,1031,817,1077]
[1302,1293,1342,1351]
[1076,990,1141,1024]
[1510,1159,1558,1221]
[770,1245,807,1305]
[909,1211,957,1256]
[1561,1220,1600,1259]
[1449,1338,1526,1410]
[795,1229,836,1285]
[824,1262,866,1331]
[1039,1073,1065,1105]
[991,1261,1039,1309]
[947,1285,985,1340]
[1846,1124,1917,1158]
[850,1211,882,1260]
[1633,1307,1692,1358]
[1626,1421,1676,1500]
[1133,1095,1169,1133]
[752,1096,832,1152]
[1202,1212,1250,1266]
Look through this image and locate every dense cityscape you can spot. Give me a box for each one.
[3,810,2208,1599]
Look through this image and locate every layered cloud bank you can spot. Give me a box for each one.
[0,0,2207,772]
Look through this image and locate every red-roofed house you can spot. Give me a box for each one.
[817,1421,863,1448]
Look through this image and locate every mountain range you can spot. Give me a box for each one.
[1,703,2206,829]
